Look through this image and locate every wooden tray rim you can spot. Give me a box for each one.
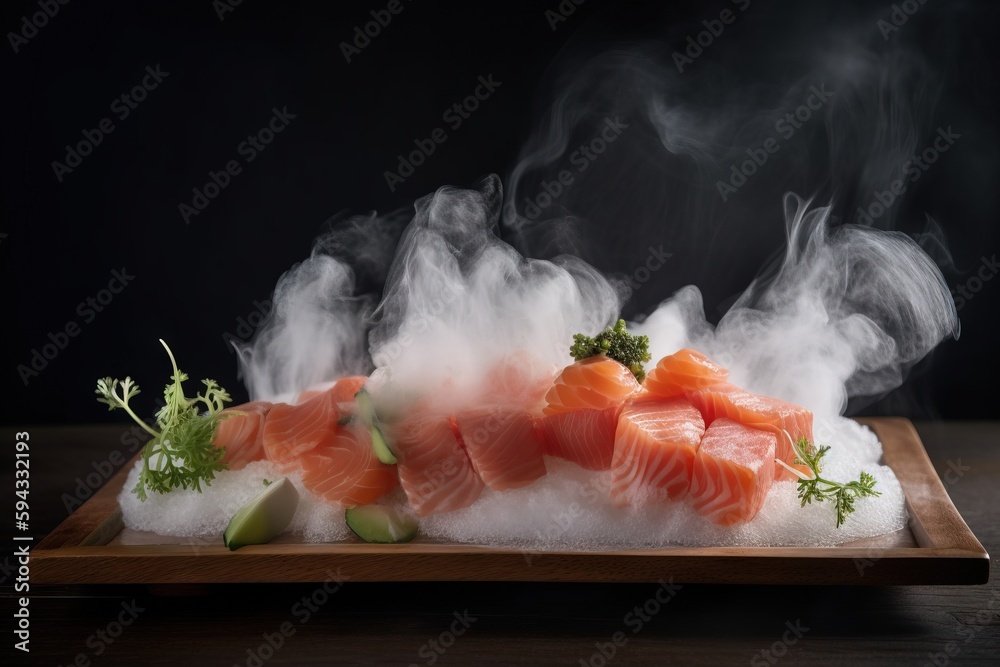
[31,418,990,585]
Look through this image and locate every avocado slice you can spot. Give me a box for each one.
[345,505,418,544]
[371,423,398,465]
[223,477,299,550]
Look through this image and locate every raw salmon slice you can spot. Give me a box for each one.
[686,383,813,480]
[644,348,729,398]
[213,401,272,470]
[448,353,552,490]
[689,419,776,525]
[543,356,641,415]
[299,424,398,507]
[297,375,367,404]
[540,356,641,470]
[537,408,619,471]
[454,406,547,491]
[610,398,705,505]
[262,385,342,471]
[384,414,484,515]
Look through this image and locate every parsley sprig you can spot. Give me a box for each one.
[96,340,232,501]
[570,319,652,383]
[791,437,880,528]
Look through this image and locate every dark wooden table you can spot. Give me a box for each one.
[3,423,997,666]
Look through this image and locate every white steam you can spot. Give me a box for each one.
[236,254,371,401]
[635,193,959,418]
[237,22,961,423]
[368,175,622,410]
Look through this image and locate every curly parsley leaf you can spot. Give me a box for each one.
[96,340,232,501]
[792,437,881,528]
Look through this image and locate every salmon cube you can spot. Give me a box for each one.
[689,419,776,525]
[610,398,706,505]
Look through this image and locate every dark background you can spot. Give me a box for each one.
[2,0,998,425]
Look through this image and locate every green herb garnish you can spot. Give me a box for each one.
[792,438,880,528]
[96,339,232,501]
[570,319,651,382]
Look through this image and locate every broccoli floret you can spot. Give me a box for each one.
[570,319,651,382]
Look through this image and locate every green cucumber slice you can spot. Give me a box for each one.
[223,477,299,550]
[355,389,397,464]
[345,505,418,544]
[371,423,397,465]
[355,388,377,427]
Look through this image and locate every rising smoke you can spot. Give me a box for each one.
[238,16,959,420]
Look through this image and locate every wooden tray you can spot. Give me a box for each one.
[32,418,989,586]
